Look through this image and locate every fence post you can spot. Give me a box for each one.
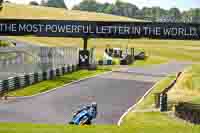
[154,93,161,108]
[67,65,71,73]
[42,71,48,80]
[49,69,55,79]
[56,68,60,76]
[62,66,65,74]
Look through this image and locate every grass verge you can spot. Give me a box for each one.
[121,65,200,132]
[1,66,200,132]
[122,112,200,133]
[134,76,175,110]
[168,64,200,104]
[7,68,111,97]
[130,56,169,67]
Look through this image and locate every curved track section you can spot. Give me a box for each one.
[0,61,190,124]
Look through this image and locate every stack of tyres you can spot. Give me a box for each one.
[160,93,168,112]
[107,60,112,65]
[14,77,21,89]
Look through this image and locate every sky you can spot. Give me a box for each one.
[8,0,200,11]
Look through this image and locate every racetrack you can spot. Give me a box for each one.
[0,61,190,124]
[0,72,154,124]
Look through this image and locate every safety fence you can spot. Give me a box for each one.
[0,64,77,96]
[0,46,79,80]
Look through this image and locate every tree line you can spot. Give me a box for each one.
[28,0,200,23]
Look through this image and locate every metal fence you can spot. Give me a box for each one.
[0,46,79,80]
[0,46,80,96]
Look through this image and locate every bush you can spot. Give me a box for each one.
[112,59,119,65]
[98,60,103,65]
[0,40,11,47]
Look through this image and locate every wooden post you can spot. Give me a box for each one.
[83,37,88,50]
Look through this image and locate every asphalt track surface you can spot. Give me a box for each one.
[0,72,154,124]
[0,61,190,125]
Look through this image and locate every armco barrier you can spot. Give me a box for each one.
[0,65,78,97]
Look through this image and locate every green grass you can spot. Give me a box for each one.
[1,3,142,21]
[9,37,200,63]
[0,113,200,133]
[0,40,12,47]
[1,3,200,133]
[7,68,110,97]
[135,76,175,110]
[130,56,169,67]
[0,123,119,133]
[168,64,200,104]
[122,65,200,132]
[1,4,200,63]
[120,74,200,133]
[122,112,200,133]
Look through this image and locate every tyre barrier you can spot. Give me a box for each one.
[154,92,168,112]
[160,93,168,112]
[0,65,78,97]
[175,102,200,124]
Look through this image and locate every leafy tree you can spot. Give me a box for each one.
[29,1,39,6]
[168,8,181,21]
[73,0,101,12]
[0,0,3,11]
[71,0,200,23]
[115,0,138,17]
[40,0,46,6]
[44,0,67,9]
[103,3,115,14]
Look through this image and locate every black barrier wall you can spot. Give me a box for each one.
[0,19,200,40]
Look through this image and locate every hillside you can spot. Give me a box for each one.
[1,3,200,63]
[0,3,143,21]
[0,3,144,48]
